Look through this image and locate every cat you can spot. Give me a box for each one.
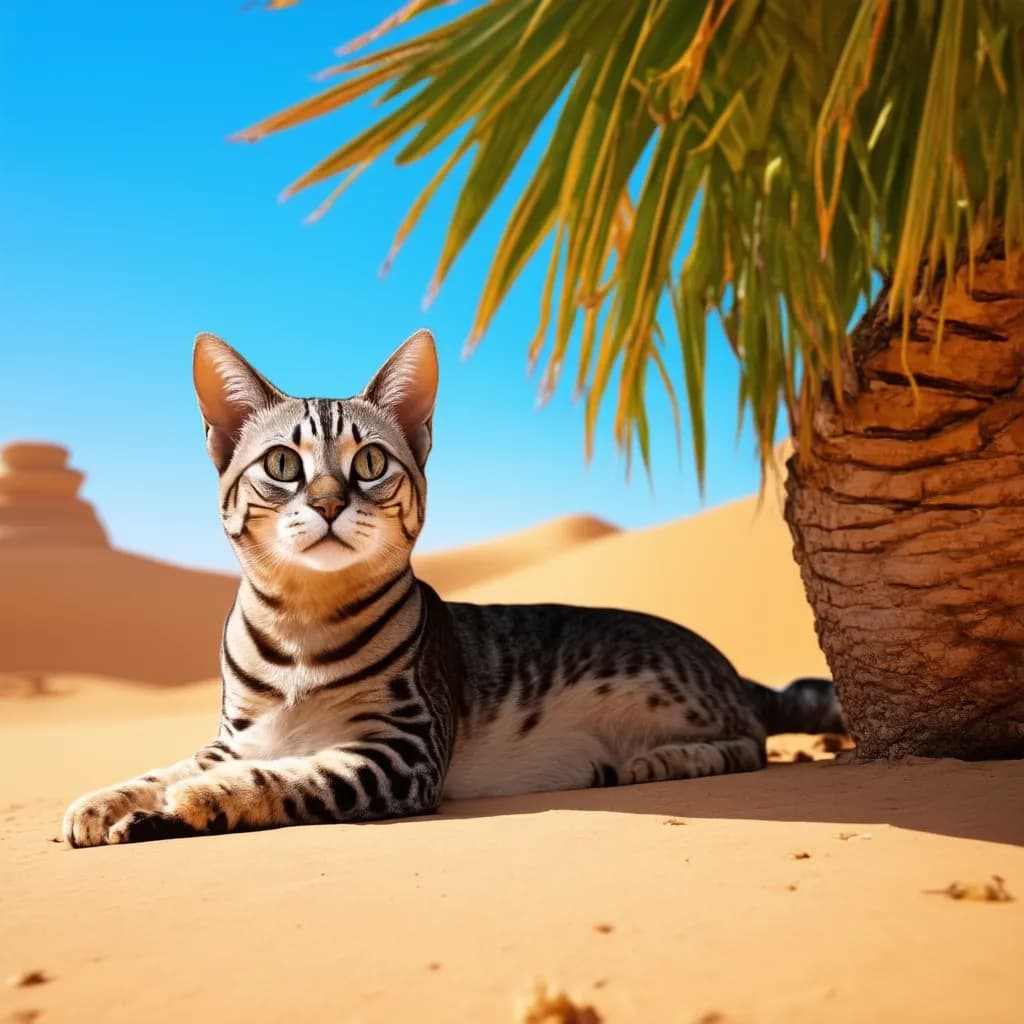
[63,329,843,847]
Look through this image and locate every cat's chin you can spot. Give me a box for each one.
[293,537,361,573]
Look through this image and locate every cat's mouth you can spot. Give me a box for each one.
[306,534,355,552]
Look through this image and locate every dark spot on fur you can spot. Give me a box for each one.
[519,709,542,735]
[357,765,381,800]
[326,772,358,813]
[303,793,330,821]
[389,677,412,702]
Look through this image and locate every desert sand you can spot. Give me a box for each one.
[1,443,1021,1023]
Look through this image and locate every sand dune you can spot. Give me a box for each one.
[414,514,617,594]
[0,546,237,684]
[450,493,827,684]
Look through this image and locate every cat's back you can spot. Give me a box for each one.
[445,599,743,709]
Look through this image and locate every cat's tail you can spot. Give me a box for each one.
[742,677,846,736]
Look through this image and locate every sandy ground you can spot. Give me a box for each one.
[1,676,1021,1024]
[1,491,1021,1022]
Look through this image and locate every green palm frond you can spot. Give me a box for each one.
[239,0,1024,485]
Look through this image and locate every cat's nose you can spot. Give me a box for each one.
[307,475,347,524]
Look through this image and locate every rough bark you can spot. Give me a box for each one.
[785,241,1024,759]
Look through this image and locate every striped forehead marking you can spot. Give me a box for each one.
[291,400,344,447]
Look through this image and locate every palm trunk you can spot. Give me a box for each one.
[785,238,1024,759]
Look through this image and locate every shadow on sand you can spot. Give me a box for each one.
[435,756,1024,848]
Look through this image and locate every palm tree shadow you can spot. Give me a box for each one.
[436,757,1024,848]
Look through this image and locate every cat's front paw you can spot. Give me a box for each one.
[164,768,268,833]
[108,810,202,844]
[63,786,149,848]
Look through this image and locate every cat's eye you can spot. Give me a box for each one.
[351,443,388,482]
[263,446,303,483]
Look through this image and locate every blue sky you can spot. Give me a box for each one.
[1,1,772,572]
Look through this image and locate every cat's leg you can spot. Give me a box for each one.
[62,739,235,848]
[615,737,766,786]
[107,738,442,844]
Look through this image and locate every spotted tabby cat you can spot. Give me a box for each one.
[63,330,842,847]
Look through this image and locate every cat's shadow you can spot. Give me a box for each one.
[430,757,1024,848]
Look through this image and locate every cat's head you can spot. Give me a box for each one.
[192,330,437,587]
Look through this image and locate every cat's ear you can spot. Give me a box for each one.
[193,333,285,472]
[362,328,438,467]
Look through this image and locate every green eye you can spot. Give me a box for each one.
[352,443,387,482]
[263,446,303,483]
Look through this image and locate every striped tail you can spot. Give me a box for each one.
[743,677,845,736]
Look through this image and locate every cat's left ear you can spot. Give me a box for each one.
[363,329,438,467]
[193,333,286,472]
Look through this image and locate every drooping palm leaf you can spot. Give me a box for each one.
[239,0,1024,485]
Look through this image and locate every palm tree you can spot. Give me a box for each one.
[238,0,1024,759]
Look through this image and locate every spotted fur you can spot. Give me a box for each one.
[63,329,843,847]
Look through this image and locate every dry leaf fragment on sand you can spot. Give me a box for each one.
[520,982,603,1024]
[662,817,688,826]
[790,851,811,860]
[6,1011,42,1024]
[7,971,49,988]
[593,923,614,934]
[925,875,1014,902]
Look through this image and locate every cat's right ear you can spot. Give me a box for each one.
[193,333,285,472]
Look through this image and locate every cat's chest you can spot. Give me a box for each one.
[229,678,395,759]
